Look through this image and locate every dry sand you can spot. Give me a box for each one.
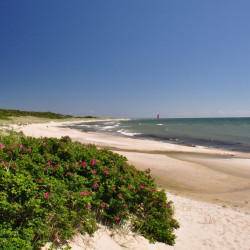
[14,120,250,249]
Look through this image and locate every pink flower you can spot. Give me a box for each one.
[122,211,125,215]
[45,193,50,198]
[67,172,72,175]
[85,190,90,195]
[10,163,15,167]
[2,161,6,166]
[19,145,24,148]
[91,159,96,165]
[34,232,38,239]
[93,169,96,174]
[74,162,78,166]
[53,165,58,170]
[66,164,69,167]
[107,154,110,157]
[79,192,84,196]
[124,204,128,207]
[128,186,131,190]
[44,167,48,170]
[114,170,117,173]
[82,162,87,168]
[93,183,99,188]
[69,194,73,198]
[118,193,122,197]
[47,161,51,166]
[166,203,169,208]
[20,154,24,157]
[87,205,91,210]
[152,189,156,193]
[140,185,145,189]
[38,179,42,182]
[154,199,157,203]
[113,187,116,190]
[116,216,120,221]
[101,202,106,208]
[10,145,15,149]
[27,148,31,152]
[103,170,109,174]
[1,144,5,149]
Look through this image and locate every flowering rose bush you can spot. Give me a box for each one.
[0,135,179,249]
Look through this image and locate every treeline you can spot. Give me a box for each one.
[0,109,97,120]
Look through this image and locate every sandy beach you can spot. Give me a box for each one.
[15,120,250,249]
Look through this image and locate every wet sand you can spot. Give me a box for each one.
[116,150,250,212]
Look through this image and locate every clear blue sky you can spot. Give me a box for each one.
[1,0,250,118]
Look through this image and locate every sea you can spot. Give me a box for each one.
[66,118,250,153]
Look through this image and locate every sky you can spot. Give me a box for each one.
[1,0,250,118]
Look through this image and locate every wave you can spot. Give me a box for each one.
[103,121,120,125]
[78,124,99,128]
[117,129,142,137]
[100,125,119,130]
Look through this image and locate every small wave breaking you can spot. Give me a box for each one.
[117,129,141,137]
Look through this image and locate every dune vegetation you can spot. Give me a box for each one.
[0,133,179,249]
[0,109,97,120]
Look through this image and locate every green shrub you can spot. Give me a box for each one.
[0,135,179,248]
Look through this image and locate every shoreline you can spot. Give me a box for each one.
[12,119,250,249]
[15,119,250,213]
[65,118,250,154]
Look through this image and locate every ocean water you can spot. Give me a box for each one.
[66,118,250,152]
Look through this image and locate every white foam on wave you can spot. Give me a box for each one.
[103,121,119,125]
[79,124,98,128]
[100,126,117,130]
[117,129,141,137]
[157,124,164,126]
[195,145,206,149]
[100,124,120,130]
[100,121,120,130]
